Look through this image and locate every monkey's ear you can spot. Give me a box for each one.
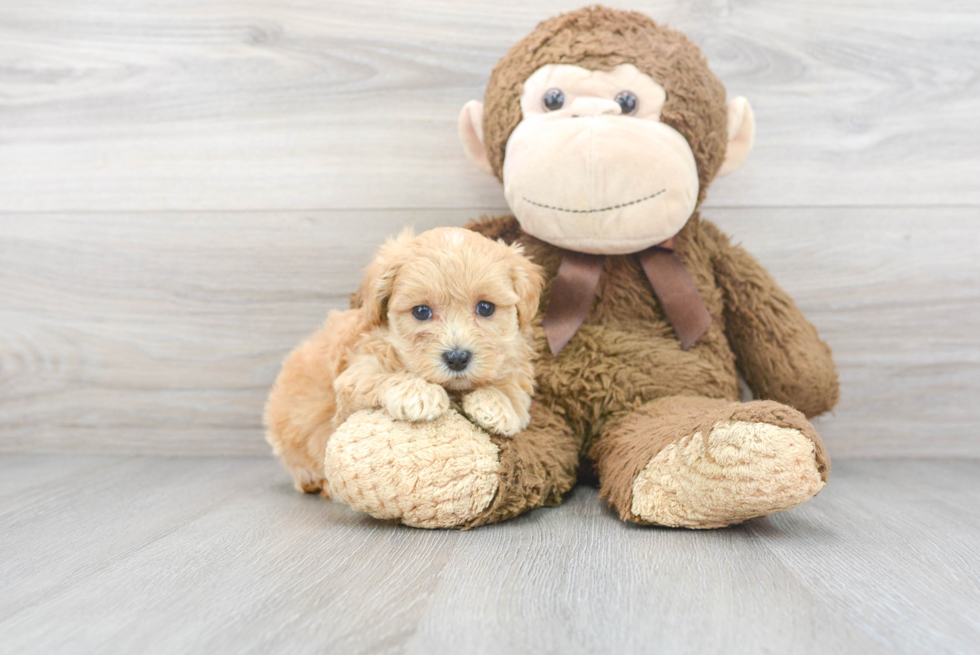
[507,243,545,331]
[353,228,414,327]
[718,97,755,177]
[458,100,493,175]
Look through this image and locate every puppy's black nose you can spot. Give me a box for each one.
[442,349,472,372]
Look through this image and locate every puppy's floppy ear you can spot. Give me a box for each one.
[352,228,414,326]
[506,242,545,331]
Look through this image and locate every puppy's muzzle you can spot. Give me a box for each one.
[442,349,472,372]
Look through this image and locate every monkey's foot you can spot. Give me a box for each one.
[593,397,830,529]
[324,409,500,529]
[631,419,824,528]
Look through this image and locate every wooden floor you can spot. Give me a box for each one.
[1,454,977,655]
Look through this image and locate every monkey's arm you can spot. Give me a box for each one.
[703,222,839,418]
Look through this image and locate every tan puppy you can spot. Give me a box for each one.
[264,227,544,494]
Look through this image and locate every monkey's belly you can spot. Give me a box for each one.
[533,323,739,440]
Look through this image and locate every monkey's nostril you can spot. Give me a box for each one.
[442,349,472,372]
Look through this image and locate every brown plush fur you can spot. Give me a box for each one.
[469,214,839,433]
[457,6,839,528]
[467,214,838,525]
[265,227,544,494]
[482,5,728,206]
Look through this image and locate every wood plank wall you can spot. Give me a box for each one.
[1,1,978,457]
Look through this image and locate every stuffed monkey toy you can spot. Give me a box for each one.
[277,6,839,529]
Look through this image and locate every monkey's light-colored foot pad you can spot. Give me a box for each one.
[631,420,825,529]
[325,409,500,529]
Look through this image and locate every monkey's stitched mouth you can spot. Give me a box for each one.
[521,188,666,214]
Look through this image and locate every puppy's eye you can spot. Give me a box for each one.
[542,88,565,111]
[614,90,638,115]
[412,305,432,321]
[476,301,495,317]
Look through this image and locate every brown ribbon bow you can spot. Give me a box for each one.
[541,238,712,356]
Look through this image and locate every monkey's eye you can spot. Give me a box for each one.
[614,90,638,115]
[476,301,495,317]
[542,88,565,111]
[412,305,433,321]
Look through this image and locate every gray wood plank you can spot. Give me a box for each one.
[0,454,122,497]
[869,459,980,518]
[749,459,980,654]
[0,456,282,620]
[1,455,978,654]
[0,455,460,655]
[401,488,881,655]
[2,208,977,457]
[0,1,978,211]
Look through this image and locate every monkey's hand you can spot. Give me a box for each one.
[462,387,528,437]
[381,375,451,422]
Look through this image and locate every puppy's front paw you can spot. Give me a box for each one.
[383,377,450,422]
[462,387,527,436]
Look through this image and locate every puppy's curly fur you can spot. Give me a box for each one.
[264,227,544,494]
